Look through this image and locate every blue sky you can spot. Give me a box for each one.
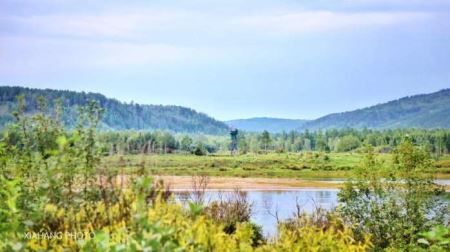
[1,0,449,120]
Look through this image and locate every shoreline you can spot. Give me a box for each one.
[156,175,342,190]
[169,188,341,192]
[154,175,450,192]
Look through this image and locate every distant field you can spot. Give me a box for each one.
[102,152,450,179]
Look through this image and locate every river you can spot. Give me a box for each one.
[175,179,450,237]
[177,189,338,237]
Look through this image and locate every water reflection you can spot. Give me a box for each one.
[175,185,448,237]
[177,190,338,237]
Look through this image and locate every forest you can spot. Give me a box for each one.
[95,128,450,157]
[0,86,228,134]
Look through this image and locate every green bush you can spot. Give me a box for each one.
[338,143,448,250]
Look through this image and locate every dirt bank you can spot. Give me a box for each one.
[154,176,342,191]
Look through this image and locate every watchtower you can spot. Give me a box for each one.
[230,128,238,155]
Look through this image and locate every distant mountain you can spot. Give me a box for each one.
[2,86,449,134]
[226,117,309,133]
[301,89,450,130]
[0,86,229,134]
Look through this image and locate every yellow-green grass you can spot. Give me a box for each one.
[101,152,450,179]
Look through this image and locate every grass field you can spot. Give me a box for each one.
[102,152,450,179]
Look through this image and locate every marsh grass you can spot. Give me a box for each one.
[101,152,450,179]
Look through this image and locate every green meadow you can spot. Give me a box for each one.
[102,152,450,179]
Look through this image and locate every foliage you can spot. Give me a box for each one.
[204,190,253,234]
[0,176,23,251]
[417,225,450,251]
[180,135,193,152]
[193,142,208,156]
[336,135,361,152]
[101,127,450,157]
[259,130,272,152]
[259,212,372,252]
[338,142,448,250]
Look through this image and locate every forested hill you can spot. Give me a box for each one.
[300,89,450,130]
[226,117,309,132]
[0,86,228,134]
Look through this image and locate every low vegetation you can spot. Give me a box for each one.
[101,152,450,179]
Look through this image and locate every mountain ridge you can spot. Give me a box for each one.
[300,88,450,130]
[0,86,229,134]
[227,89,450,132]
[1,86,449,134]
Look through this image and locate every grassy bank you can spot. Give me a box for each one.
[102,152,450,179]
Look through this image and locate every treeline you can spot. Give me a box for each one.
[238,128,450,155]
[96,128,450,156]
[0,86,228,134]
[97,131,226,155]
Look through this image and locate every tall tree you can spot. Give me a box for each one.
[260,130,271,152]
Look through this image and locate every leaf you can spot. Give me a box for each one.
[417,238,430,246]
[188,202,203,217]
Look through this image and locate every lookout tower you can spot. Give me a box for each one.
[230,128,238,155]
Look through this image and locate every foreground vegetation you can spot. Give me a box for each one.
[0,98,449,251]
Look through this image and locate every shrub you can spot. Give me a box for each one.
[338,143,448,250]
[258,212,372,252]
[192,143,207,156]
[204,190,252,234]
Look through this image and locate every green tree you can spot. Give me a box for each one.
[180,135,193,152]
[336,135,360,152]
[260,130,272,152]
[237,133,249,154]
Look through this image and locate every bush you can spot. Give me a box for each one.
[338,143,448,250]
[259,211,372,252]
[204,190,252,234]
[192,143,207,156]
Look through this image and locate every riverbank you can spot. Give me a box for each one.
[154,175,450,191]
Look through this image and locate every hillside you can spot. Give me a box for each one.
[0,86,229,134]
[226,117,309,132]
[300,89,450,130]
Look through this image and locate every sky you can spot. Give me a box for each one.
[1,0,449,121]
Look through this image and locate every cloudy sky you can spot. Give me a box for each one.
[1,0,449,120]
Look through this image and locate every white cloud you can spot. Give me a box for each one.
[3,9,198,39]
[1,7,435,43]
[235,11,431,34]
[0,5,439,75]
[0,36,219,74]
